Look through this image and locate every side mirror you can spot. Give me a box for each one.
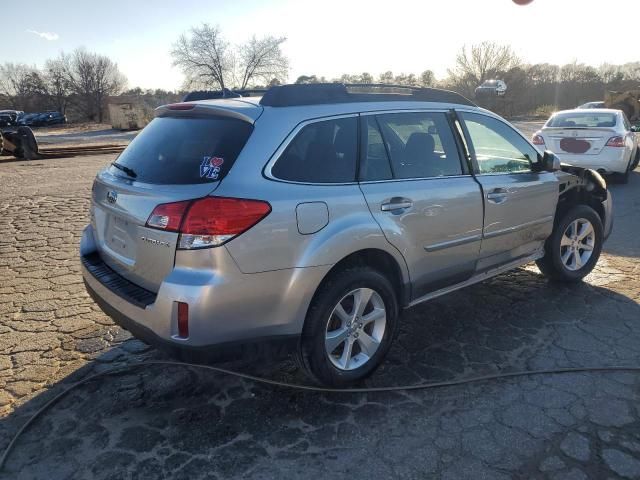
[541,150,561,172]
[631,125,639,133]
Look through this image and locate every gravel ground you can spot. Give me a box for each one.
[0,146,638,479]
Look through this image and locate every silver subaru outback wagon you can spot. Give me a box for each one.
[81,84,613,386]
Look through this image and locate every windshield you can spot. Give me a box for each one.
[547,112,617,128]
[110,116,253,184]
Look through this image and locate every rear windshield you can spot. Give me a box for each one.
[547,112,617,128]
[110,116,253,184]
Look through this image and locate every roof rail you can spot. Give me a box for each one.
[182,88,268,102]
[259,83,476,107]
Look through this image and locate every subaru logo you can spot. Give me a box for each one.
[106,191,118,204]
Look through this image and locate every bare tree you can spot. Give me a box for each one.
[172,24,232,90]
[419,70,435,87]
[447,42,521,96]
[237,35,288,89]
[0,63,43,109]
[44,57,72,114]
[172,24,289,90]
[63,49,127,121]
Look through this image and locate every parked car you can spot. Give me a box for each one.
[16,111,66,127]
[475,79,507,97]
[577,101,605,109]
[0,110,23,127]
[532,108,639,183]
[81,84,613,386]
[17,113,40,127]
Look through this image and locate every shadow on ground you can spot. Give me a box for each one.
[2,266,640,479]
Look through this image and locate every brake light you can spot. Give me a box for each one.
[146,200,191,232]
[532,134,545,146]
[145,197,271,249]
[605,136,625,147]
[167,103,196,110]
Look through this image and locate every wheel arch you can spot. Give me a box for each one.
[310,248,410,312]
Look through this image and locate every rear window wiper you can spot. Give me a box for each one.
[111,162,137,178]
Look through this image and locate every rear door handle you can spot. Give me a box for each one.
[486,188,508,204]
[381,198,413,212]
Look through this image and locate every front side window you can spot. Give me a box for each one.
[461,112,536,174]
[374,112,463,179]
[272,117,357,183]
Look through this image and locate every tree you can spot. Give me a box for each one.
[419,70,435,87]
[378,71,394,84]
[171,24,289,90]
[62,49,127,122]
[295,75,320,84]
[44,57,72,115]
[238,35,288,89]
[0,63,42,109]
[447,41,520,96]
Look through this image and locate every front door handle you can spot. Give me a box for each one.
[486,188,508,204]
[381,198,413,212]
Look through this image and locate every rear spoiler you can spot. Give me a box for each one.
[154,102,261,124]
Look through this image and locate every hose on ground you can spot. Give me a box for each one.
[2,360,640,471]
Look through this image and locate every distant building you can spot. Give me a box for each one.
[107,96,152,130]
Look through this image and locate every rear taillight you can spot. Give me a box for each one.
[145,197,271,249]
[146,200,191,232]
[605,136,625,147]
[532,134,545,146]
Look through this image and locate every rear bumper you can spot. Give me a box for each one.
[80,224,330,355]
[83,277,298,361]
[554,149,629,174]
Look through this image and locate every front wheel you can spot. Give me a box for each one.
[298,267,398,386]
[536,205,603,282]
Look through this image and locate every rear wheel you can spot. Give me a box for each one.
[298,267,398,386]
[536,205,603,282]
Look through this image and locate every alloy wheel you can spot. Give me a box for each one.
[324,288,386,371]
[560,218,596,271]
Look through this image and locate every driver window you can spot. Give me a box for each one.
[461,112,536,174]
[375,112,463,179]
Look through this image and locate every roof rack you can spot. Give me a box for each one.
[182,88,268,102]
[259,83,476,107]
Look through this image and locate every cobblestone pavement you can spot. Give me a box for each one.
[0,154,639,479]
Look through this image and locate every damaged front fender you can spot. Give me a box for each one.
[557,164,612,239]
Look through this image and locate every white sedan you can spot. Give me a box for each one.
[532,109,639,183]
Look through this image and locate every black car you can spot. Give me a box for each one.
[38,111,67,126]
[0,110,23,127]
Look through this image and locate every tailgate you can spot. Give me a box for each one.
[91,171,218,292]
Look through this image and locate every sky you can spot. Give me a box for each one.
[5,0,638,91]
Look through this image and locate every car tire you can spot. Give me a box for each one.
[15,127,39,160]
[298,266,399,387]
[536,205,603,283]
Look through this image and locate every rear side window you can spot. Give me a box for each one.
[360,116,392,181]
[110,116,253,184]
[374,112,463,179]
[271,117,357,183]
